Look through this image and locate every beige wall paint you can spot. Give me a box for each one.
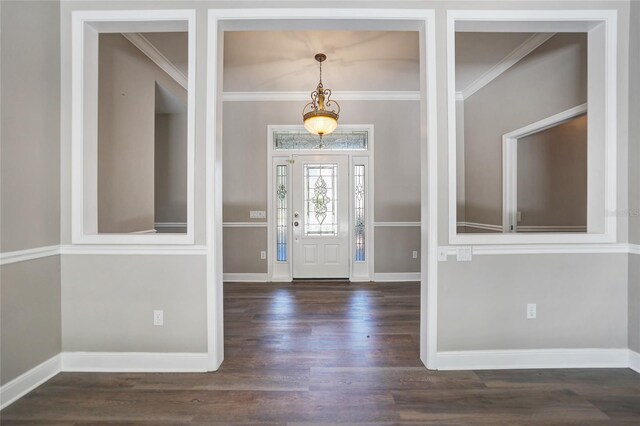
[0,1,62,386]
[222,100,420,273]
[155,111,188,224]
[61,255,207,352]
[1,0,60,252]
[223,227,268,273]
[517,114,587,227]
[439,254,628,351]
[461,33,587,227]
[0,257,61,385]
[97,33,187,233]
[374,227,420,273]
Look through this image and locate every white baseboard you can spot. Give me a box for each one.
[0,354,61,410]
[223,273,268,282]
[373,272,421,282]
[629,349,640,374]
[61,352,209,372]
[437,348,630,370]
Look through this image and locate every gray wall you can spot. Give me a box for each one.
[155,111,188,225]
[517,114,587,228]
[462,33,587,227]
[97,33,187,233]
[62,255,206,352]
[0,1,62,385]
[629,0,640,354]
[439,254,628,350]
[222,100,421,274]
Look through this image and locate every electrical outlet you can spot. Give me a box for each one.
[250,210,266,219]
[437,247,448,262]
[412,250,418,259]
[517,211,522,222]
[260,250,267,260]
[527,303,537,319]
[153,310,164,326]
[456,246,473,261]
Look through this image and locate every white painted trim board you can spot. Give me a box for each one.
[0,354,61,410]
[437,348,630,371]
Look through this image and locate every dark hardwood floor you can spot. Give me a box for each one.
[2,281,639,424]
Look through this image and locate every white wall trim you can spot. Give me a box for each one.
[502,103,588,233]
[447,10,618,246]
[0,354,61,410]
[223,91,420,102]
[208,7,439,371]
[437,348,629,370]
[61,352,208,372]
[155,222,188,228]
[516,225,588,232]
[71,10,196,245]
[457,221,502,232]
[59,244,207,256]
[122,33,187,89]
[0,245,60,266]
[441,243,631,256]
[629,349,640,374]
[459,33,556,100]
[223,273,268,282]
[223,222,268,228]
[629,244,640,255]
[374,221,420,227]
[374,272,421,282]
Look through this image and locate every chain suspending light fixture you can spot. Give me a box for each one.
[302,53,340,145]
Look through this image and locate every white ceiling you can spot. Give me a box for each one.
[134,30,554,95]
[222,31,420,92]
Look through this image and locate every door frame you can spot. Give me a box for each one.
[266,125,375,282]
[206,8,438,371]
[502,103,588,233]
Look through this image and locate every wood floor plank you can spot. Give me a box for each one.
[1,281,638,424]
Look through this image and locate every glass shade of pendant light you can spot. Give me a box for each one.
[302,53,341,141]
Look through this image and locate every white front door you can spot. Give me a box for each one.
[291,155,350,279]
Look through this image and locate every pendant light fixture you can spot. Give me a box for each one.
[302,53,340,142]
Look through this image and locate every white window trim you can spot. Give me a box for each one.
[266,124,375,283]
[207,8,439,371]
[503,103,588,233]
[447,9,618,245]
[71,9,196,245]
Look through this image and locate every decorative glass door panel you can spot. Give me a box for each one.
[304,164,338,236]
[291,155,349,279]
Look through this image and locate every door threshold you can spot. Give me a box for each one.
[292,278,350,283]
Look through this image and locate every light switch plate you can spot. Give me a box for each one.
[250,210,266,219]
[456,246,473,261]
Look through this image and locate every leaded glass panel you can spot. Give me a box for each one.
[276,165,288,261]
[274,131,367,150]
[304,164,338,236]
[354,165,366,261]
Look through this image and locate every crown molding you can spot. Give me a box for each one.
[459,33,556,101]
[222,91,420,102]
[122,33,187,89]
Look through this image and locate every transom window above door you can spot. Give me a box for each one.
[273,130,368,150]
